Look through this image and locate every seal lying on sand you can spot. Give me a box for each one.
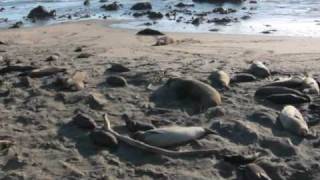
[209,70,230,89]
[164,77,222,108]
[264,76,319,94]
[279,105,309,136]
[265,93,311,104]
[255,86,311,104]
[249,61,271,78]
[133,126,216,147]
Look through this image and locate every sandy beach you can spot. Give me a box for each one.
[1,20,320,179]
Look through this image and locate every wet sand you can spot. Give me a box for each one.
[1,20,320,179]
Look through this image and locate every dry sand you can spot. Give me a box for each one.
[1,20,320,179]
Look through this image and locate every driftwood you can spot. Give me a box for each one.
[103,114,255,158]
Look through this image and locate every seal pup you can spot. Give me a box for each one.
[249,61,271,78]
[133,126,216,147]
[209,70,230,89]
[279,105,309,136]
[165,77,222,109]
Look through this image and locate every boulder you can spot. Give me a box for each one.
[131,2,152,11]
[27,6,56,20]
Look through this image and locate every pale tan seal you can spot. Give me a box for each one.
[279,105,309,136]
[166,77,222,109]
[63,71,87,91]
[209,70,230,89]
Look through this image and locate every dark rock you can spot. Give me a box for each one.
[3,156,27,171]
[0,88,10,97]
[209,28,220,32]
[74,47,83,52]
[77,52,93,58]
[137,28,164,36]
[147,11,163,20]
[122,114,155,132]
[192,17,201,26]
[72,113,97,130]
[231,73,257,83]
[27,6,56,20]
[86,92,107,110]
[241,15,251,20]
[90,130,118,148]
[84,0,90,6]
[9,21,23,29]
[45,55,59,62]
[223,153,259,166]
[18,76,34,88]
[208,17,234,25]
[107,63,130,73]
[193,0,244,3]
[131,2,152,11]
[212,7,236,14]
[259,136,297,157]
[106,75,127,87]
[133,11,149,18]
[101,2,121,11]
[175,3,194,8]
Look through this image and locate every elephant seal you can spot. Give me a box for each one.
[302,76,320,94]
[133,126,216,147]
[264,76,319,94]
[230,73,257,83]
[209,70,230,89]
[265,93,311,104]
[165,77,222,109]
[249,61,271,78]
[255,86,307,98]
[279,105,309,136]
[264,77,304,89]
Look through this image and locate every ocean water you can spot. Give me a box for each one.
[0,0,320,36]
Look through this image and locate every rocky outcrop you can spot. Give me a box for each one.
[27,6,56,20]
